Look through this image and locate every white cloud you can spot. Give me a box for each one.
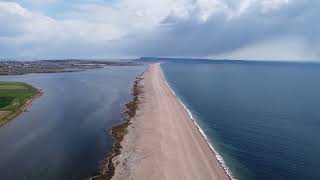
[193,0,228,21]
[0,2,31,17]
[260,0,289,12]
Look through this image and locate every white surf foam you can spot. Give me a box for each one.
[160,64,237,180]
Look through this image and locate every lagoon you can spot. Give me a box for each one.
[0,66,144,180]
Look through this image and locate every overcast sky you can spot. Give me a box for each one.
[0,0,319,60]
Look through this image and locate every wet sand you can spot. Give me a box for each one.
[111,63,230,180]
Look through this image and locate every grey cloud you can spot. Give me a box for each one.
[124,1,320,59]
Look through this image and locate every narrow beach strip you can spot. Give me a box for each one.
[161,65,236,180]
[109,63,231,180]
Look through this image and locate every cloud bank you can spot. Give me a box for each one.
[0,0,319,60]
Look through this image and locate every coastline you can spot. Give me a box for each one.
[161,64,236,180]
[108,63,230,180]
[89,71,145,180]
[0,86,43,127]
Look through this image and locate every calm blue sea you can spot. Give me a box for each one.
[162,61,320,180]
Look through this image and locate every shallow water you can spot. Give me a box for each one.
[0,66,145,180]
[162,61,320,180]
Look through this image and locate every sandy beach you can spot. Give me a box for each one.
[111,63,230,180]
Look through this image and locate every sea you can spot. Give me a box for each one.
[161,60,320,180]
[0,65,145,180]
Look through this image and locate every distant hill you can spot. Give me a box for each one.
[136,57,320,65]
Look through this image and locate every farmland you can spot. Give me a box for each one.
[0,82,41,126]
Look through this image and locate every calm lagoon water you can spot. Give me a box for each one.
[162,61,320,180]
[0,66,145,180]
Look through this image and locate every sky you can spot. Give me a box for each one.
[0,0,319,61]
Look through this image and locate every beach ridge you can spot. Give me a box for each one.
[111,63,230,180]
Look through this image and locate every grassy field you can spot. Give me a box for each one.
[0,82,40,126]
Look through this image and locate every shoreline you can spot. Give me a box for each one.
[110,63,230,180]
[89,71,145,180]
[0,86,43,127]
[160,64,236,180]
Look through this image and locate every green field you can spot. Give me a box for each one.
[0,82,40,125]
